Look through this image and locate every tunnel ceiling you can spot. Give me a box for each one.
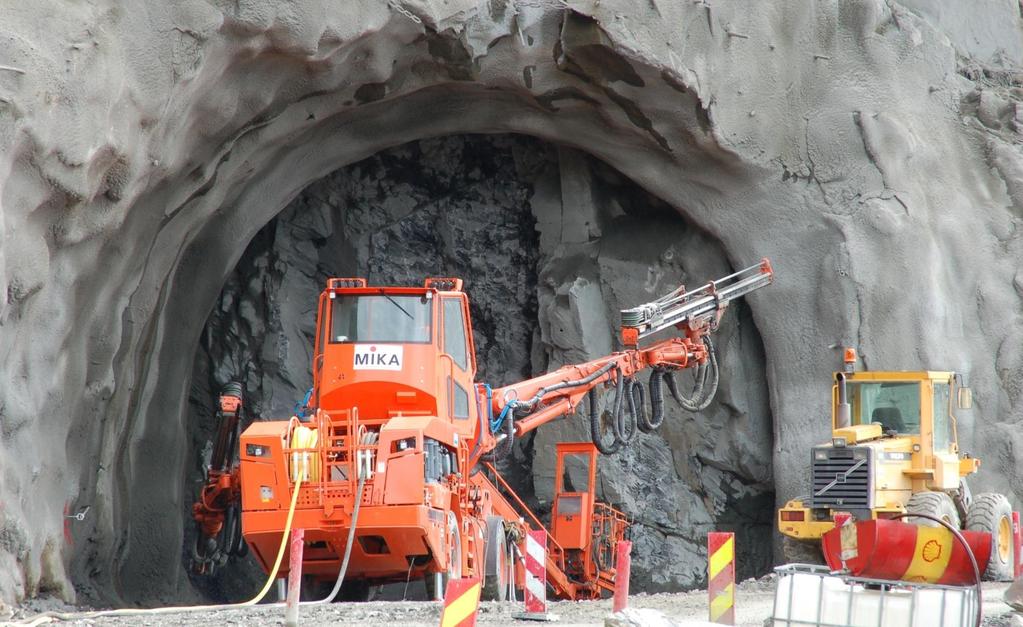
[0,0,1022,606]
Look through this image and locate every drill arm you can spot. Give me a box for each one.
[191,384,246,574]
[490,336,706,437]
[479,259,772,459]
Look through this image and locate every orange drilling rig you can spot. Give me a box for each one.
[191,260,773,601]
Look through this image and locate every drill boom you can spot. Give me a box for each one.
[620,258,773,341]
[487,259,773,445]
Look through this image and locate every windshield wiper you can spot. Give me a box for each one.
[382,293,414,320]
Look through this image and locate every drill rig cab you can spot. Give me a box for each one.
[237,277,491,596]
[778,350,1016,580]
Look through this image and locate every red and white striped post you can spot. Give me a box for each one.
[612,540,632,613]
[285,528,304,627]
[514,530,552,621]
[1013,511,1022,579]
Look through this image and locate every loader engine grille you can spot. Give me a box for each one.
[810,446,872,510]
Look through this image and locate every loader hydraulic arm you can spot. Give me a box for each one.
[481,259,772,458]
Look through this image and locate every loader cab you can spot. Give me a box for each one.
[311,278,478,436]
[831,371,968,456]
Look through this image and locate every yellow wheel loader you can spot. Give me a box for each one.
[778,349,1016,580]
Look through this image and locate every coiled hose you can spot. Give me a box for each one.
[627,337,722,438]
[617,377,638,444]
[665,336,719,413]
[590,367,629,454]
[490,408,515,461]
[588,386,618,455]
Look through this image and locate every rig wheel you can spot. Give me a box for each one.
[906,491,961,528]
[967,492,1014,581]
[481,516,508,601]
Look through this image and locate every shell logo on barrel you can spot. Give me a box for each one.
[921,539,942,563]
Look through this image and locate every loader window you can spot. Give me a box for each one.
[933,382,952,452]
[442,298,468,371]
[330,295,431,343]
[849,381,921,434]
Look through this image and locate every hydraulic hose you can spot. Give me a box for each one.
[489,409,515,460]
[672,336,719,412]
[588,387,618,455]
[307,472,368,604]
[617,378,638,444]
[512,361,616,414]
[590,369,623,455]
[642,370,665,432]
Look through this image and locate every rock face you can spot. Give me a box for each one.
[0,0,1021,606]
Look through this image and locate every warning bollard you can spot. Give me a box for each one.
[612,540,632,613]
[440,577,481,627]
[1014,511,1022,579]
[285,528,304,627]
[707,532,735,626]
[514,530,554,622]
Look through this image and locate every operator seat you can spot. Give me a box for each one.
[871,407,905,433]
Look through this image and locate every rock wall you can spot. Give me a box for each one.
[0,0,1020,606]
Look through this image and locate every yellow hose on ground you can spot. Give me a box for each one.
[9,469,306,625]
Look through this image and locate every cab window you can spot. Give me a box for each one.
[442,298,468,371]
[933,382,952,451]
[849,381,921,434]
[330,294,431,343]
[452,381,470,420]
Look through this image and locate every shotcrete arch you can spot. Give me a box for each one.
[59,11,783,603]
[3,0,1014,609]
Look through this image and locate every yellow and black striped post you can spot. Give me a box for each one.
[707,532,735,625]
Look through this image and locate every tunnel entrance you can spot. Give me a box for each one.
[182,134,774,601]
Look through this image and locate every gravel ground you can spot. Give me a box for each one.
[2,579,1016,626]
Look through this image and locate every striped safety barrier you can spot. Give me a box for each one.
[1014,511,1022,579]
[708,531,735,625]
[514,530,551,621]
[440,577,481,627]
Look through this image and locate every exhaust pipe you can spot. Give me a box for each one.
[836,372,851,428]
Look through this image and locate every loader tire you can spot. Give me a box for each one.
[481,516,508,602]
[906,491,961,528]
[966,492,1014,581]
[781,535,824,565]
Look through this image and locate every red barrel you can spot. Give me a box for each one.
[821,519,991,586]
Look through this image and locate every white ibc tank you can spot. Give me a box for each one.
[772,566,977,627]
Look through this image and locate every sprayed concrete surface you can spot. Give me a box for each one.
[0,0,1022,608]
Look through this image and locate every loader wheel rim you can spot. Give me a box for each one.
[998,515,1012,562]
